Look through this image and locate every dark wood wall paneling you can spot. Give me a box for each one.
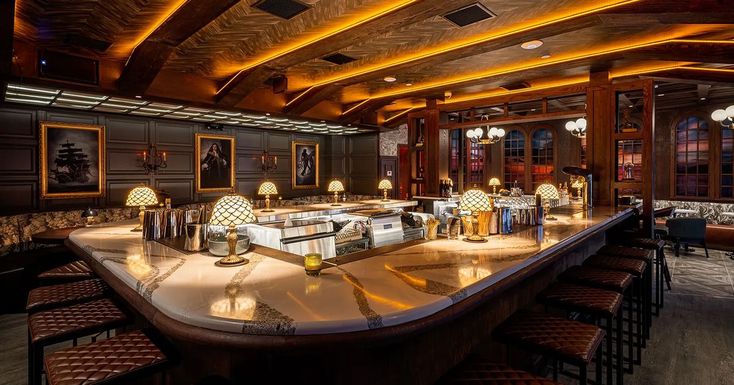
[0,104,379,215]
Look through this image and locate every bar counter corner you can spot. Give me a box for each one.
[66,205,634,385]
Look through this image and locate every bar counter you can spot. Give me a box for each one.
[67,205,632,336]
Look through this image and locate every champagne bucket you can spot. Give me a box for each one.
[497,207,513,234]
[184,224,208,251]
[143,210,163,240]
[184,209,201,225]
[162,209,183,239]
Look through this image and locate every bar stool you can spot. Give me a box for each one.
[44,329,173,385]
[26,278,109,313]
[618,238,671,315]
[494,311,605,385]
[595,246,654,338]
[27,298,129,385]
[583,255,647,366]
[38,260,94,284]
[538,282,624,385]
[440,357,561,385]
[558,265,636,374]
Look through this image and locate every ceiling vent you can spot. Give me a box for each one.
[253,0,311,20]
[63,34,112,52]
[443,3,496,27]
[321,53,357,65]
[500,82,531,91]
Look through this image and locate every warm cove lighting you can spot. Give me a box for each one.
[301,0,639,89]
[123,0,188,61]
[216,0,418,93]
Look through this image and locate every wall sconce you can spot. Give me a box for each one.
[137,145,167,174]
[261,151,278,173]
[711,106,734,129]
[565,117,587,138]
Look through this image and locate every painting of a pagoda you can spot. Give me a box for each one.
[41,122,105,199]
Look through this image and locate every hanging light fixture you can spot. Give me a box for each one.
[711,106,734,129]
[466,115,505,145]
[565,117,587,138]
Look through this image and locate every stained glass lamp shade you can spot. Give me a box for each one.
[257,181,278,212]
[460,189,490,242]
[125,186,158,231]
[209,194,257,267]
[535,183,560,220]
[488,178,501,194]
[378,179,393,201]
[328,180,345,206]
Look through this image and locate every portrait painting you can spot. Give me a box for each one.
[195,133,236,193]
[40,122,105,199]
[291,141,319,189]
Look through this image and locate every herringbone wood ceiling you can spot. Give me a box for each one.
[11,0,734,122]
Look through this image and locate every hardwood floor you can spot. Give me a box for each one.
[1,248,732,385]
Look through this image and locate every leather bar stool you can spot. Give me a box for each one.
[583,255,647,366]
[26,278,109,313]
[538,282,624,385]
[27,298,129,385]
[617,238,671,315]
[38,260,94,284]
[595,246,654,339]
[440,357,561,385]
[44,329,173,385]
[558,266,636,374]
[494,311,605,385]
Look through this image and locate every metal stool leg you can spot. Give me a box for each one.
[617,311,624,385]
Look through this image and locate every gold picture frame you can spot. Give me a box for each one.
[40,121,105,199]
[291,141,319,189]
[195,133,236,193]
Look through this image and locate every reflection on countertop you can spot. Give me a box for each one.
[68,205,632,336]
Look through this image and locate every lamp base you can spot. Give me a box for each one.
[545,216,558,221]
[381,199,391,202]
[261,209,275,213]
[215,256,249,267]
[463,236,488,243]
[331,203,342,206]
[130,226,142,232]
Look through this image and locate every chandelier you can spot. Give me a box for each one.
[711,106,734,129]
[466,115,505,145]
[565,117,587,138]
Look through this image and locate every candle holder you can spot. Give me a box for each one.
[260,151,278,173]
[137,144,167,174]
[304,253,323,276]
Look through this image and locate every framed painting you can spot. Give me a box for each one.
[291,141,319,189]
[40,121,105,199]
[195,133,236,193]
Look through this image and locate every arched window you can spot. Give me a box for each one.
[503,130,525,189]
[531,128,554,190]
[674,116,709,197]
[722,127,733,198]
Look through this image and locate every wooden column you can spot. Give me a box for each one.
[586,71,613,206]
[425,99,440,195]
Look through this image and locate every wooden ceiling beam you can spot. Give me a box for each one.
[340,100,393,124]
[640,68,734,85]
[214,0,479,108]
[624,42,734,65]
[117,0,239,96]
[282,84,340,115]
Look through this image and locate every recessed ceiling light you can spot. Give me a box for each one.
[521,40,543,50]
[384,76,397,82]
[405,83,413,87]
[654,84,659,88]
[135,95,142,99]
[657,94,665,97]
[540,54,551,59]
[265,113,271,116]
[700,97,707,101]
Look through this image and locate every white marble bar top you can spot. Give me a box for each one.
[68,206,631,336]
[253,199,417,222]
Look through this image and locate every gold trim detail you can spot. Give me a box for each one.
[291,141,320,190]
[195,133,236,193]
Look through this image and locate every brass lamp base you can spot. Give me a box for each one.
[261,196,275,212]
[463,234,488,243]
[331,192,342,206]
[381,189,390,202]
[215,224,250,267]
[131,208,145,232]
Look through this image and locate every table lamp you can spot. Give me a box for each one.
[378,179,393,201]
[81,207,98,227]
[209,194,257,267]
[460,188,491,242]
[488,178,501,194]
[571,178,584,199]
[536,183,560,221]
[328,180,345,206]
[257,181,278,212]
[125,186,159,231]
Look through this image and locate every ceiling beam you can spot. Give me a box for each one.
[214,0,479,108]
[641,68,734,85]
[624,41,734,65]
[117,0,239,96]
[340,99,393,124]
[282,84,340,115]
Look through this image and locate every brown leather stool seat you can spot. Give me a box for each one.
[28,298,129,385]
[558,266,633,293]
[583,255,646,277]
[597,245,654,263]
[538,282,624,385]
[627,238,666,251]
[38,260,94,283]
[494,311,605,385]
[441,358,561,385]
[44,329,171,385]
[26,279,109,313]
[623,237,671,316]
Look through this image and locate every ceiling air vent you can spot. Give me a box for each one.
[321,53,357,65]
[443,3,496,27]
[253,0,311,20]
[501,82,531,91]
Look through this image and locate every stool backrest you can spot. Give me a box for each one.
[665,217,706,242]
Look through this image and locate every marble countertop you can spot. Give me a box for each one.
[68,205,631,336]
[253,199,417,222]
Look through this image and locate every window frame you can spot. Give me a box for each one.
[499,124,558,193]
